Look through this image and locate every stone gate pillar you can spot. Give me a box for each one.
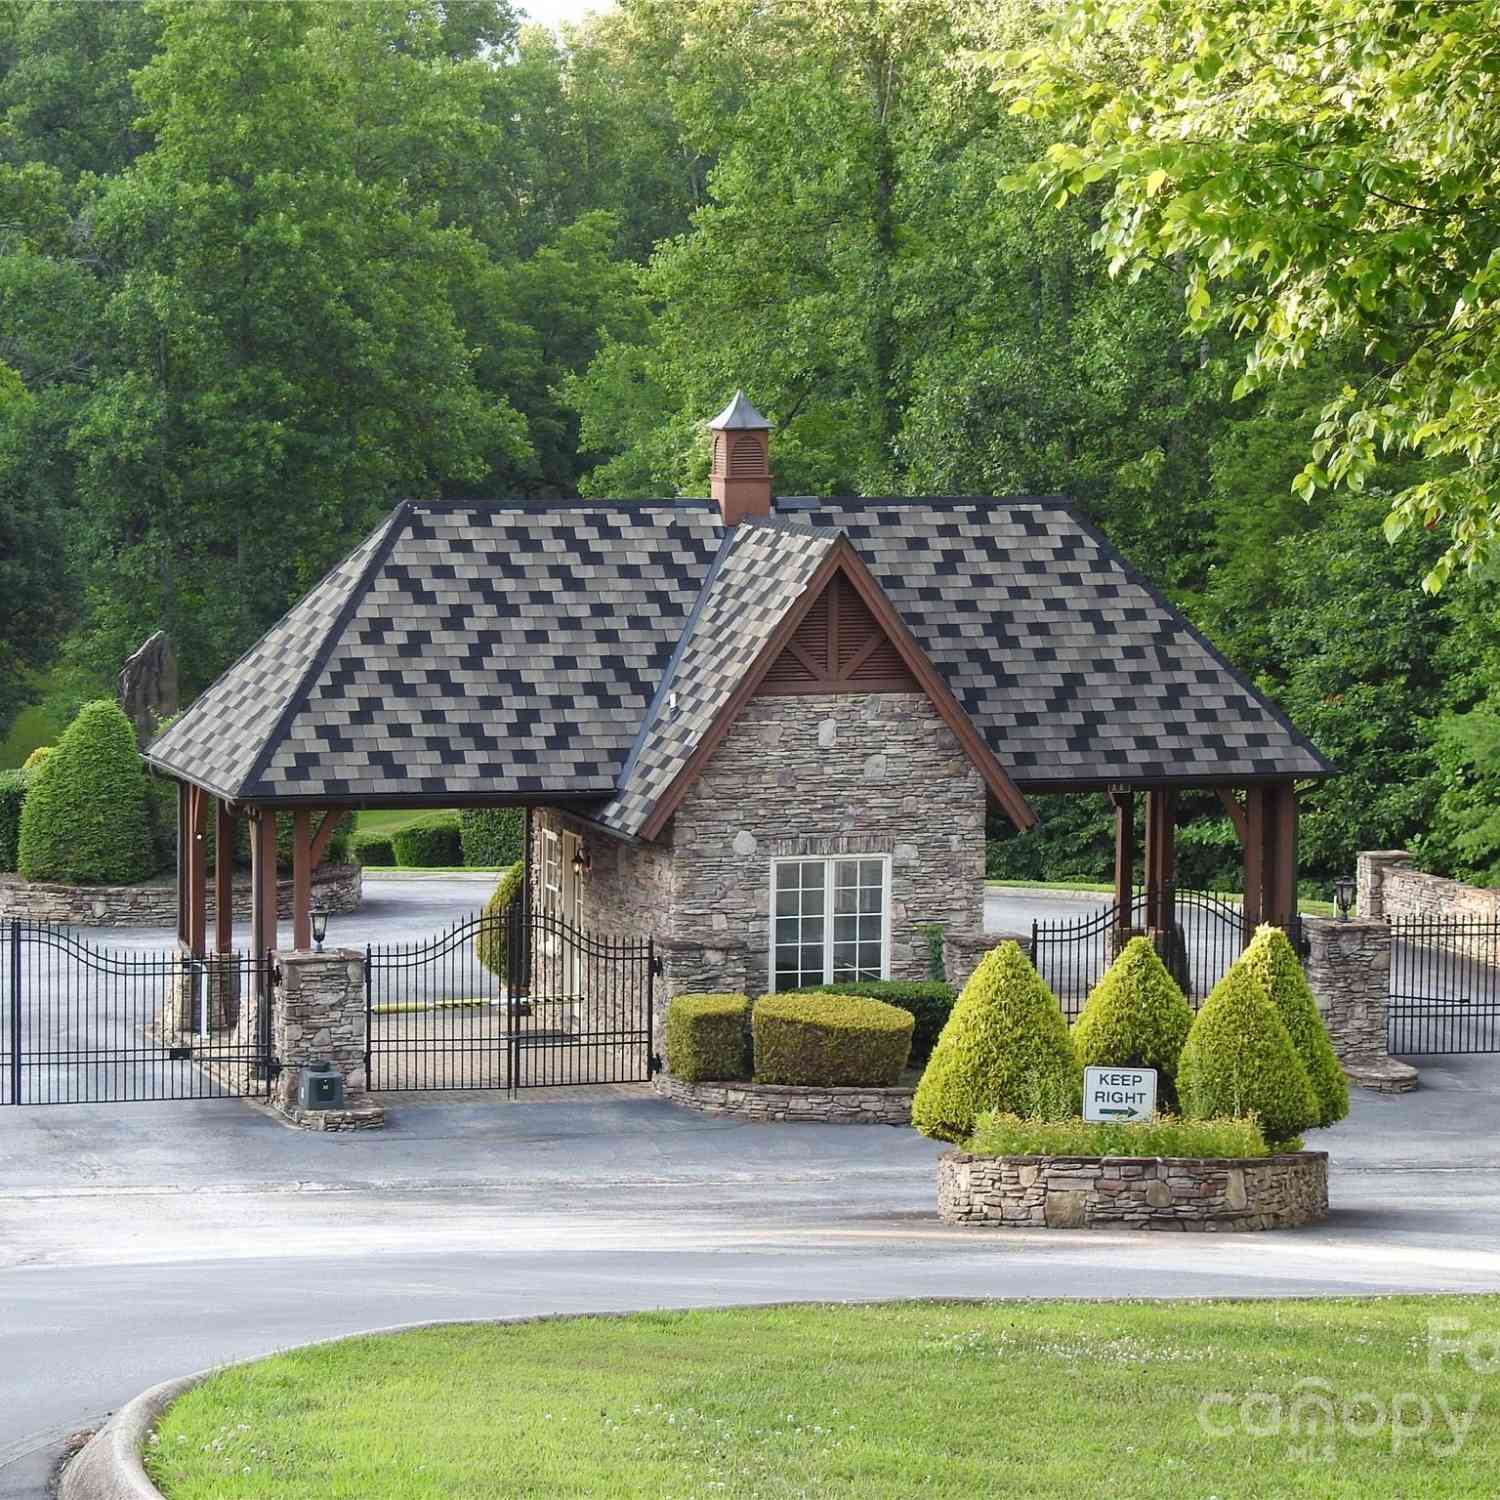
[270,948,384,1129]
[1301,916,1416,1093]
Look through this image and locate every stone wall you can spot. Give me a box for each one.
[656,1072,914,1125]
[1358,849,1500,933]
[937,1150,1328,1232]
[670,692,986,997]
[0,863,362,927]
[941,929,1031,991]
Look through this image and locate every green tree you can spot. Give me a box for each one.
[992,0,1500,591]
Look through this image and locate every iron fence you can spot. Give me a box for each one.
[366,907,655,1094]
[1388,914,1500,1055]
[1031,887,1252,1016]
[1,920,273,1105]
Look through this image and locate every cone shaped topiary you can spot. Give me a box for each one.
[1237,924,1349,1128]
[476,860,524,978]
[912,940,1081,1143]
[1072,936,1195,1109]
[1176,964,1320,1147]
[17,700,153,885]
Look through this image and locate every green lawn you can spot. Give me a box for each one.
[986,878,1338,918]
[146,1299,1500,1499]
[354,808,458,839]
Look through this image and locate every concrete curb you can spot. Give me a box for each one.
[59,1372,202,1500]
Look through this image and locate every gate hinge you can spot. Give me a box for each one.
[651,956,663,977]
[649,1052,663,1076]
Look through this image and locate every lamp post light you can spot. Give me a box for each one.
[311,908,329,952]
[1333,877,1356,921]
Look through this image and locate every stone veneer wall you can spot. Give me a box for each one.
[271,948,376,1123]
[1358,850,1500,961]
[670,692,986,998]
[0,864,362,927]
[937,1150,1329,1231]
[655,1073,914,1125]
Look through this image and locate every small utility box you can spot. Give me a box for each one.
[298,1060,346,1111]
[1083,1065,1156,1123]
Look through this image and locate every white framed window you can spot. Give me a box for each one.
[541,829,563,915]
[769,855,891,991]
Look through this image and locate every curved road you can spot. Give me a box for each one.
[3,879,1499,1495]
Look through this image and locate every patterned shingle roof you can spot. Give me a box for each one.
[598,521,838,835]
[778,497,1332,786]
[146,493,1333,807]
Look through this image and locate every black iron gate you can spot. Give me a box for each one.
[1031,888,1251,1017]
[365,906,655,1094]
[1,920,274,1105]
[1388,915,1500,1054]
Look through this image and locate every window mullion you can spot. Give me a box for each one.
[823,857,835,985]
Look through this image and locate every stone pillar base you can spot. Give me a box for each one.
[271,948,382,1130]
[1302,915,1416,1091]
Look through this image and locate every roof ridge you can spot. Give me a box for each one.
[407,497,718,515]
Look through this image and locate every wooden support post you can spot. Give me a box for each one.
[292,809,313,952]
[1110,789,1135,936]
[175,782,190,948]
[1267,784,1299,930]
[185,785,208,959]
[249,809,278,970]
[215,800,235,954]
[1143,788,1175,932]
[1243,787,1266,931]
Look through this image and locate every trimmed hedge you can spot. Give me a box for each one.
[1176,965,1320,1147]
[392,813,462,867]
[912,941,1081,1143]
[1071,936,1195,1109]
[666,993,752,1082]
[753,993,913,1087]
[1237,924,1350,1129]
[18,700,154,885]
[777,980,955,1065]
[352,830,396,867]
[476,860,525,978]
[21,745,52,770]
[0,767,26,872]
[966,1110,1270,1160]
[460,808,525,868]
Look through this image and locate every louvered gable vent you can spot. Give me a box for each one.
[759,570,918,695]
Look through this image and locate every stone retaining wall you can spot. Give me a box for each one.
[655,1072,914,1125]
[1357,851,1500,961]
[937,1149,1328,1231]
[0,863,362,927]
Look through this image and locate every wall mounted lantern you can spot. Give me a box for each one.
[1333,877,1356,921]
[572,843,591,877]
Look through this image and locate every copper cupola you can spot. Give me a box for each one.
[707,390,772,525]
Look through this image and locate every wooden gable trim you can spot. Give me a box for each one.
[759,569,919,695]
[638,539,1036,840]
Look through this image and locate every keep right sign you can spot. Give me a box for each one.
[1083,1065,1157,1123]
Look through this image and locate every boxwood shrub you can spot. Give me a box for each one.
[1071,936,1195,1109]
[965,1111,1269,1160]
[476,860,525,978]
[392,813,462,868]
[352,830,396,867]
[666,993,752,1082]
[752,993,913,1087]
[1237,924,1350,1129]
[460,808,525,868]
[18,700,154,885]
[0,768,27,872]
[912,941,1081,1143]
[776,980,954,1065]
[1176,965,1320,1147]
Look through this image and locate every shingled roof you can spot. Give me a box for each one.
[145,494,1334,812]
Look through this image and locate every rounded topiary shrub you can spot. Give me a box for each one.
[911,941,1081,1144]
[460,808,525,868]
[0,767,28,872]
[18,700,154,885]
[1237,924,1350,1128]
[667,994,752,1082]
[21,745,52,771]
[476,860,525,978]
[352,830,396,866]
[752,994,914,1087]
[1072,935,1195,1109]
[392,813,462,867]
[774,980,955,1065]
[1176,965,1320,1147]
